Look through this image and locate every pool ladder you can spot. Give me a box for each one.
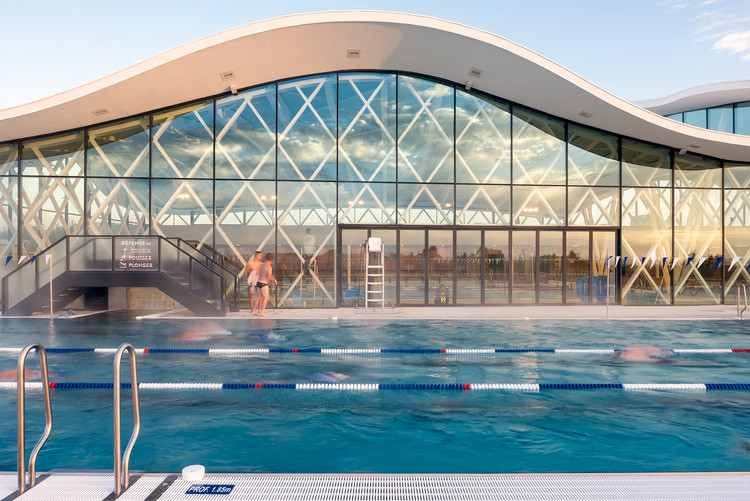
[15,342,141,498]
[739,284,748,320]
[16,344,52,495]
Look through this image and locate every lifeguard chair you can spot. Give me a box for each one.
[365,237,384,311]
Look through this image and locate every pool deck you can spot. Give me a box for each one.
[150,304,744,321]
[2,471,750,500]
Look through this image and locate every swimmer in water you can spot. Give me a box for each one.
[615,347,674,362]
[0,369,41,380]
[169,321,232,342]
[311,372,350,383]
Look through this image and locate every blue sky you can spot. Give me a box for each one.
[1,0,749,109]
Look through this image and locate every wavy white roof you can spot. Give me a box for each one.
[1,11,749,162]
[635,80,750,116]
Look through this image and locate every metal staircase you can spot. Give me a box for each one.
[2,236,239,317]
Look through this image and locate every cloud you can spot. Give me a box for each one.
[712,30,750,54]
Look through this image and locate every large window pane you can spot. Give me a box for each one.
[398,76,454,183]
[339,74,396,182]
[736,102,750,136]
[152,101,214,178]
[21,176,84,253]
[215,180,275,268]
[673,189,722,304]
[399,229,425,304]
[724,188,750,302]
[338,182,396,225]
[276,181,336,307]
[87,116,149,177]
[0,142,18,176]
[151,179,213,244]
[512,107,565,185]
[398,183,453,225]
[278,75,337,181]
[725,162,750,189]
[708,106,733,133]
[216,84,276,180]
[429,230,454,305]
[513,186,565,226]
[621,187,671,305]
[485,231,509,304]
[567,124,619,186]
[456,91,510,184]
[456,184,510,225]
[621,139,671,187]
[675,153,721,188]
[0,176,18,262]
[568,186,619,226]
[22,131,84,177]
[88,178,149,235]
[683,109,707,128]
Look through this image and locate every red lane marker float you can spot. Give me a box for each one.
[144,349,150,354]
[441,349,447,353]
[463,384,471,390]
[255,383,263,389]
[732,349,750,352]
[49,382,57,388]
[292,349,298,353]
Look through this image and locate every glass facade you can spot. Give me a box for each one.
[3,71,749,308]
[666,101,750,135]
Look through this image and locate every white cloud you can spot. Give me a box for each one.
[712,30,750,54]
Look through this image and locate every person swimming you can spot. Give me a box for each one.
[0,369,42,381]
[615,347,674,362]
[169,321,232,342]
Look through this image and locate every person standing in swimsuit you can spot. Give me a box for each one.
[253,253,277,316]
[242,251,262,314]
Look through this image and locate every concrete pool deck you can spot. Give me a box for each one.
[145,304,745,321]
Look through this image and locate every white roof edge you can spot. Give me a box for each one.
[634,80,750,115]
[1,10,749,162]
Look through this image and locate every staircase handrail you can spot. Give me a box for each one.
[2,236,229,314]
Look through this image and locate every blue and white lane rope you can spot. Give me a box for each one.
[0,347,747,355]
[1,381,749,392]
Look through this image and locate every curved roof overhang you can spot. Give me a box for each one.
[635,80,750,116]
[1,11,749,162]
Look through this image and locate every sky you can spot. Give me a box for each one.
[1,0,749,109]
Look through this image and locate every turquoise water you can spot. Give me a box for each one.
[1,315,750,473]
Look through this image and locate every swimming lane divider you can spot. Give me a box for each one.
[1,382,749,392]
[1,347,748,355]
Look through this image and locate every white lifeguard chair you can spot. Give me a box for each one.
[365,237,385,311]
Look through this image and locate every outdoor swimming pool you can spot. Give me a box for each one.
[1,315,750,474]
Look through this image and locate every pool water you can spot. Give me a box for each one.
[1,315,750,474]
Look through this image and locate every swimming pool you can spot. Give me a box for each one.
[1,315,750,474]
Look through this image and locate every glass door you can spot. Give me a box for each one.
[539,232,563,303]
[340,229,367,307]
[399,229,426,304]
[429,230,454,305]
[566,231,591,303]
[456,230,482,304]
[512,231,536,303]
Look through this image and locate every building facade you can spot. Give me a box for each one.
[1,12,749,309]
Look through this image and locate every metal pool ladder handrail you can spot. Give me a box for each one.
[17,343,52,494]
[739,284,748,320]
[114,343,140,497]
